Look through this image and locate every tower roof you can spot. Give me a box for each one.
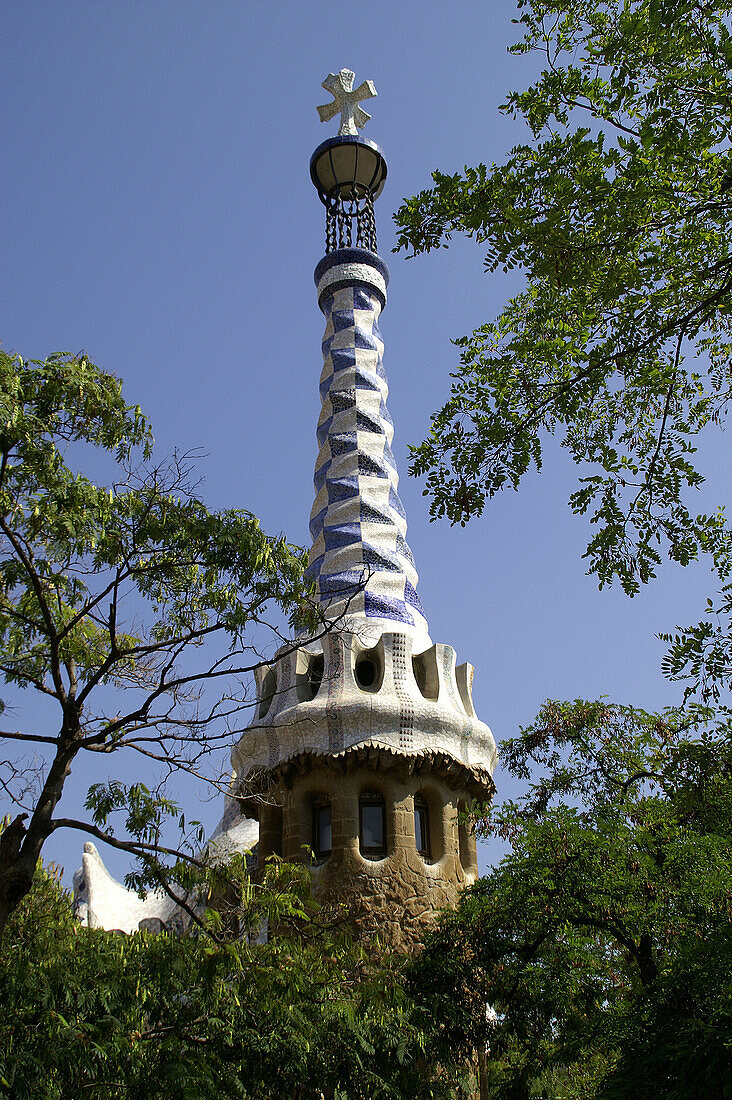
[230,71,496,785]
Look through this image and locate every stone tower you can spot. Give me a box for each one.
[229,70,497,946]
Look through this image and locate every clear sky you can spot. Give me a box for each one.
[3,2,728,882]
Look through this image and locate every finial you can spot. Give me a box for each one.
[317,68,377,136]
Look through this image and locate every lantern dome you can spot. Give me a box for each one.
[310,135,387,205]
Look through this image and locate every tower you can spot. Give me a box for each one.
[230,71,497,946]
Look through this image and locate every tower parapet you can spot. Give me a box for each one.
[230,70,497,945]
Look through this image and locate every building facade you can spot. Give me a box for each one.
[225,70,497,946]
[74,70,497,943]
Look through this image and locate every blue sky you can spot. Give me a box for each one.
[3,2,727,881]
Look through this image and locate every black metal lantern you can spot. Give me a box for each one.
[311,135,387,254]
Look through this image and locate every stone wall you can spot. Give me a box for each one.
[251,751,486,947]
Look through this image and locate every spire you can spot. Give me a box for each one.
[229,69,495,799]
[307,70,431,652]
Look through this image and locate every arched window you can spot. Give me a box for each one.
[258,667,277,718]
[353,643,384,693]
[359,790,386,859]
[260,804,283,861]
[457,799,476,873]
[414,793,431,860]
[312,795,332,860]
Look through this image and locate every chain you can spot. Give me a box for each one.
[324,194,377,254]
[359,195,377,252]
[326,207,337,253]
[337,205,352,248]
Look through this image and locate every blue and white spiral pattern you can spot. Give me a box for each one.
[306,249,431,651]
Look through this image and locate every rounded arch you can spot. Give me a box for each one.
[414,784,445,864]
[358,786,387,859]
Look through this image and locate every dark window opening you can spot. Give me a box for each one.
[261,805,283,860]
[359,791,386,859]
[312,800,332,859]
[296,651,324,702]
[414,794,431,860]
[258,668,277,718]
[355,657,377,689]
[308,653,324,698]
[353,644,383,693]
[458,799,475,872]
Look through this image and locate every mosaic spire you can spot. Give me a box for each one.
[229,69,495,784]
[72,72,497,942]
[307,250,431,652]
[307,71,431,651]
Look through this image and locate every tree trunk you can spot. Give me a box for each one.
[0,864,34,948]
[637,931,658,988]
[477,1048,490,1100]
[0,731,79,951]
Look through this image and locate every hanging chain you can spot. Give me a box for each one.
[337,203,352,248]
[358,194,377,252]
[325,193,377,254]
[326,206,337,253]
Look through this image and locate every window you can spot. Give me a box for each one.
[312,798,332,859]
[414,794,431,859]
[355,656,378,688]
[307,653,324,698]
[359,791,386,858]
[297,651,324,702]
[261,805,283,860]
[353,643,383,693]
[457,799,476,873]
[258,668,277,718]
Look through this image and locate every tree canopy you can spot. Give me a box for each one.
[0,855,469,1100]
[408,700,732,1098]
[395,0,732,617]
[0,348,312,941]
[394,7,732,1092]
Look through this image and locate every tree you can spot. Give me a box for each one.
[407,700,732,1098]
[393,7,732,1091]
[0,348,313,943]
[0,854,467,1099]
[394,0,732,697]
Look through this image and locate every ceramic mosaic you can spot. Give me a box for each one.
[76,89,498,933]
[307,249,431,653]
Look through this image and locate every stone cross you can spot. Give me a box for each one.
[317,69,377,136]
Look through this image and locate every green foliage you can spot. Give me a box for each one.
[395,15,732,1084]
[395,0,732,603]
[0,348,312,932]
[0,860,463,1100]
[394,17,732,1081]
[0,349,307,691]
[407,701,732,1098]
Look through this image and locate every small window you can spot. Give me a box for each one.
[312,798,332,859]
[297,651,324,702]
[356,657,378,688]
[258,668,277,718]
[260,805,283,860]
[359,791,386,859]
[353,643,383,693]
[414,794,431,860]
[458,799,476,873]
[307,653,324,698]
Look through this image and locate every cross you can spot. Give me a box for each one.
[317,69,377,137]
